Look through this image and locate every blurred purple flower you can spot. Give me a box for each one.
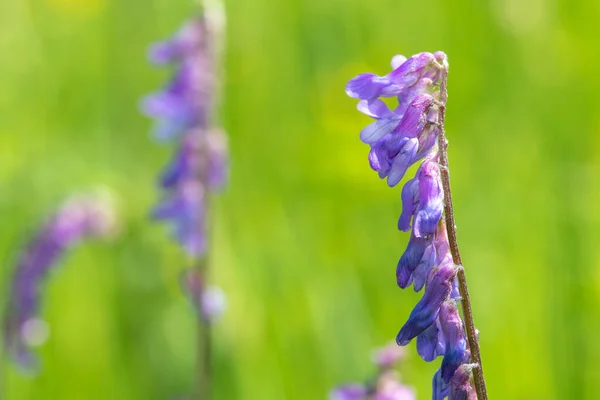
[153,180,207,257]
[330,344,415,400]
[180,269,227,323]
[143,16,229,258]
[347,52,476,398]
[329,384,368,400]
[371,343,405,369]
[374,372,416,400]
[3,193,117,373]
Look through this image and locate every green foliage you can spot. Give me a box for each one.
[1,0,600,398]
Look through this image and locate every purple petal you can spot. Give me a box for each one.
[387,138,419,187]
[395,94,434,139]
[360,117,400,144]
[416,320,445,362]
[439,300,468,383]
[357,99,395,119]
[388,52,436,88]
[346,73,393,99]
[396,263,456,346]
[396,78,433,117]
[398,178,419,232]
[396,233,430,289]
[432,369,450,400]
[449,364,478,400]
[412,242,437,292]
[413,161,444,237]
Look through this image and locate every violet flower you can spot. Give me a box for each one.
[329,343,415,400]
[3,193,116,373]
[347,52,480,399]
[142,16,229,259]
[143,11,229,398]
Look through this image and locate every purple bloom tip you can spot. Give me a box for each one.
[371,343,405,369]
[329,384,368,400]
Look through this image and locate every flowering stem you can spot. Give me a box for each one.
[437,68,488,400]
[196,142,213,400]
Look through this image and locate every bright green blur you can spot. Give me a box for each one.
[1,0,600,398]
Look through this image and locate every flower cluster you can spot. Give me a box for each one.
[142,16,228,258]
[3,193,116,372]
[346,53,476,399]
[330,344,415,400]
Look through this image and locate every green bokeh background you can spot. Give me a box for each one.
[1,0,600,398]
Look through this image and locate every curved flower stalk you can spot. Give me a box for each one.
[141,2,228,399]
[330,344,416,400]
[346,53,487,399]
[3,192,117,373]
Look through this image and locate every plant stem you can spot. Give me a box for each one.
[196,263,212,400]
[437,68,488,400]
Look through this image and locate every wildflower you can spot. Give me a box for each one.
[3,193,116,372]
[143,16,228,258]
[347,52,480,398]
[329,344,415,400]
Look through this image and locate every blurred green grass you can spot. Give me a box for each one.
[1,0,600,398]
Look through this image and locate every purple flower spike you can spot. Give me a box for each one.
[449,364,478,400]
[396,263,457,345]
[144,15,229,260]
[346,52,484,398]
[329,384,368,400]
[4,192,117,372]
[413,161,444,238]
[439,300,468,383]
